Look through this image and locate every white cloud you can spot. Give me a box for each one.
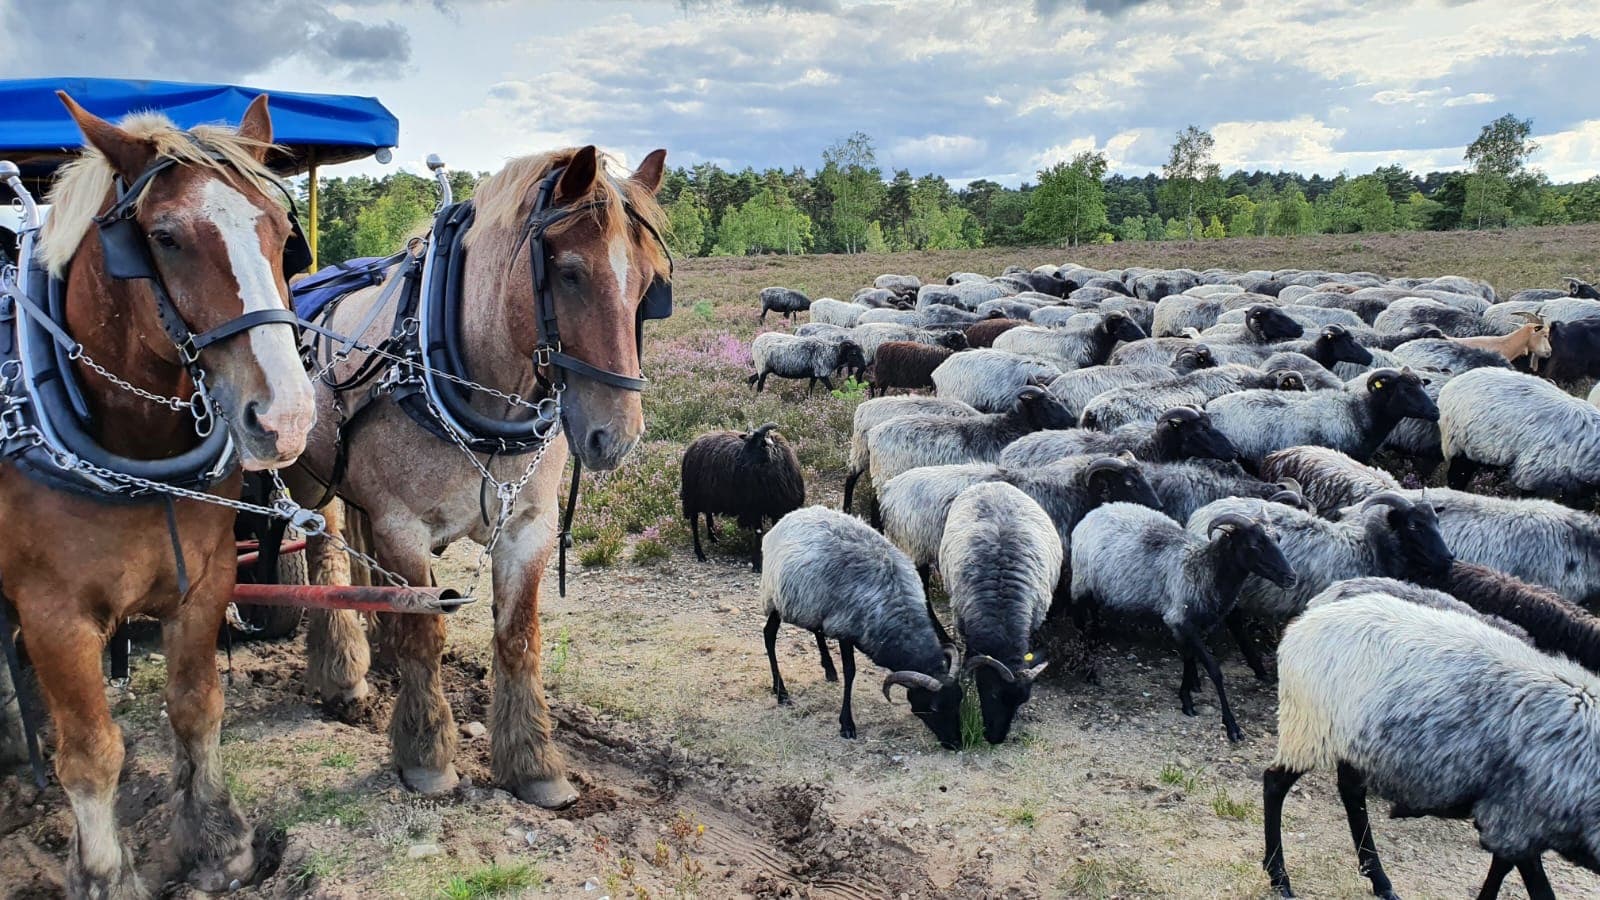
[1443,92,1496,107]
[890,134,988,166]
[1533,120,1600,183]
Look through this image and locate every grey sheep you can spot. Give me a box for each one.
[853,322,968,362]
[759,287,812,322]
[1440,367,1600,501]
[760,508,963,747]
[1205,367,1438,466]
[939,482,1060,744]
[809,297,868,327]
[1080,364,1299,431]
[1045,352,1211,420]
[749,332,867,395]
[1259,446,1400,517]
[1389,337,1511,373]
[1397,487,1600,606]
[856,308,923,327]
[1371,297,1486,337]
[843,396,980,514]
[1140,459,1297,523]
[931,349,1061,413]
[1000,407,1238,468]
[865,386,1077,490]
[1070,503,1296,741]
[1264,591,1600,900]
[992,312,1148,371]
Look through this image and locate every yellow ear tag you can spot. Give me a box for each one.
[1372,379,1385,390]
[1024,653,1035,662]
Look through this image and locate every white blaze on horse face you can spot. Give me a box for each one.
[608,236,631,308]
[199,179,315,460]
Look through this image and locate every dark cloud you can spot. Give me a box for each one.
[0,0,415,81]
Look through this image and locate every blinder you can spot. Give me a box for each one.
[523,166,673,393]
[92,148,309,363]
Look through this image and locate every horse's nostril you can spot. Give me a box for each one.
[243,401,265,436]
[588,427,613,457]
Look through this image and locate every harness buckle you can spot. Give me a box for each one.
[534,345,556,369]
[178,336,200,366]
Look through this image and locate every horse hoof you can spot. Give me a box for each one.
[400,764,460,795]
[332,678,371,704]
[188,844,255,893]
[514,775,579,810]
[69,865,148,900]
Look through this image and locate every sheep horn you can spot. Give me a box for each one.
[961,654,1017,683]
[1182,328,1203,339]
[1016,385,1047,401]
[942,644,960,678]
[1086,456,1132,477]
[1276,476,1303,495]
[1361,491,1413,511]
[1019,659,1049,683]
[1207,512,1256,538]
[882,671,945,701]
[749,423,780,440]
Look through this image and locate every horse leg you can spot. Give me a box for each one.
[379,525,457,795]
[304,501,371,708]
[162,573,255,890]
[23,611,144,898]
[489,513,576,809]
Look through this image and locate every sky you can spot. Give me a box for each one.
[3,0,1598,187]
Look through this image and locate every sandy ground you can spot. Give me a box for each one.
[3,491,1595,899]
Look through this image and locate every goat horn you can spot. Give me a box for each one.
[1207,511,1256,538]
[961,654,1017,683]
[882,671,945,701]
[1362,491,1412,511]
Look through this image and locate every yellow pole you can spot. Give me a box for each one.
[306,149,320,270]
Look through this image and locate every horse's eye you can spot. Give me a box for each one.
[150,230,178,249]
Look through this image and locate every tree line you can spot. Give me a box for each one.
[303,114,1600,266]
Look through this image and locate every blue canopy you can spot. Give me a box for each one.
[0,78,398,181]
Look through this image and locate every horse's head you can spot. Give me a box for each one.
[471,146,670,471]
[51,93,315,470]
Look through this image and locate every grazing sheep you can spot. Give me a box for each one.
[871,341,957,397]
[794,322,851,342]
[1254,353,1344,390]
[1259,446,1400,517]
[920,305,980,328]
[1397,487,1600,606]
[963,316,1028,348]
[919,280,1011,311]
[1070,504,1297,741]
[1310,575,1531,640]
[760,508,963,747]
[759,287,812,322]
[854,322,968,362]
[1046,363,1191,420]
[1187,491,1453,635]
[810,297,868,327]
[853,287,904,308]
[749,333,867,395]
[1205,305,1307,346]
[1390,338,1513,374]
[946,271,987,285]
[940,483,1060,743]
[1264,592,1600,900]
[1269,324,1374,372]
[977,298,1048,321]
[1080,364,1297,431]
[1291,290,1394,324]
[1569,277,1600,300]
[1440,368,1600,501]
[1134,270,1201,302]
[1372,297,1486,337]
[681,424,804,570]
[931,349,1061,413]
[1205,367,1438,466]
[1001,407,1237,468]
[1140,460,1295,523]
[856,308,923,327]
[1216,305,1365,331]
[874,273,922,296]
[866,387,1077,489]
[992,312,1148,371]
[844,396,979,513]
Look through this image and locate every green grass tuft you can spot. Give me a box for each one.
[438,863,542,899]
[1211,786,1257,821]
[958,682,985,750]
[1159,763,1201,793]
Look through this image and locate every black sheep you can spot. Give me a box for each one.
[759,287,812,322]
[1568,278,1600,300]
[1428,561,1600,674]
[871,341,956,397]
[680,424,805,570]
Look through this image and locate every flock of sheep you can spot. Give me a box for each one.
[680,265,1600,899]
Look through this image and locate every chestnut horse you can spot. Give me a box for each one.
[1,96,315,896]
[291,147,668,808]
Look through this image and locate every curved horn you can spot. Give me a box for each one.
[1276,476,1302,495]
[1086,455,1132,478]
[1361,490,1412,511]
[1019,658,1049,682]
[882,671,945,701]
[1207,511,1256,538]
[942,644,960,677]
[748,422,780,440]
[961,654,1017,683]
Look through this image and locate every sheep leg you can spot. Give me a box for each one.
[1475,856,1514,900]
[1073,596,1101,685]
[1178,651,1200,714]
[687,512,707,562]
[704,513,719,543]
[842,470,862,513]
[820,375,836,392]
[765,613,790,706]
[1516,857,1554,900]
[813,631,838,682]
[1224,610,1273,683]
[1446,454,1480,490]
[837,640,857,739]
[755,372,770,392]
[750,525,764,573]
[1184,630,1242,742]
[1262,764,1305,897]
[1335,762,1398,900]
[806,377,819,397]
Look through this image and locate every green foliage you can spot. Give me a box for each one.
[1159,125,1225,238]
[438,863,543,899]
[1202,215,1226,239]
[1567,176,1600,223]
[820,131,886,253]
[1211,787,1256,821]
[1320,175,1397,233]
[958,683,985,750]
[1222,195,1258,237]
[712,186,813,255]
[665,193,710,256]
[579,531,624,567]
[1466,113,1538,179]
[1464,172,1513,229]
[1024,152,1109,247]
[1159,763,1201,792]
[830,376,869,401]
[1270,189,1314,236]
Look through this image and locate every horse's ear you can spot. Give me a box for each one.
[57,91,154,183]
[237,93,273,162]
[632,149,668,196]
[556,145,600,204]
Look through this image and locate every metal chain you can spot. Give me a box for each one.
[68,344,197,411]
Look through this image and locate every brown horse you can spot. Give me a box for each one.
[290,146,668,808]
[1,95,315,896]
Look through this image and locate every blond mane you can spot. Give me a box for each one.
[37,111,285,276]
[467,148,670,277]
